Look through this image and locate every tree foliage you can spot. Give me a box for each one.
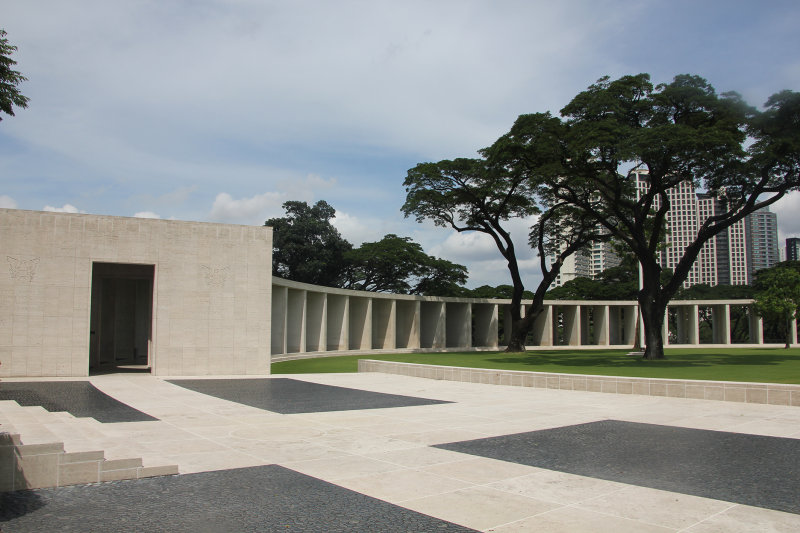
[342,233,467,296]
[498,74,800,359]
[266,202,468,296]
[403,114,607,351]
[0,29,29,121]
[753,262,800,348]
[266,200,352,287]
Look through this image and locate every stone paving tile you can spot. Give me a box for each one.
[577,485,736,530]
[167,378,451,413]
[487,506,675,532]
[402,485,560,531]
[4,372,800,531]
[421,457,543,485]
[487,468,627,505]
[0,465,476,532]
[336,468,472,503]
[683,504,800,532]
[435,419,800,515]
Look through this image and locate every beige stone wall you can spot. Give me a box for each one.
[0,209,272,377]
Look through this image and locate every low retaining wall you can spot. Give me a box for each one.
[358,360,800,406]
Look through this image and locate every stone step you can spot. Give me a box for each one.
[0,432,179,492]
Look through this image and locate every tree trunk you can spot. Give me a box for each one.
[505,309,540,353]
[506,324,527,352]
[639,288,667,360]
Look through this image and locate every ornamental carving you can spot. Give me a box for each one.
[201,265,229,288]
[7,256,39,283]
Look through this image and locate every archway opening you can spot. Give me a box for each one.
[89,263,155,375]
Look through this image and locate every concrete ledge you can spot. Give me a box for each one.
[0,432,178,492]
[357,360,800,406]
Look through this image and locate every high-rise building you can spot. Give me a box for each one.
[746,208,779,277]
[551,170,778,287]
[787,237,800,261]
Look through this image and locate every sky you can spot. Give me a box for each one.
[2,0,800,288]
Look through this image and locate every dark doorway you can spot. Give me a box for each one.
[89,263,155,375]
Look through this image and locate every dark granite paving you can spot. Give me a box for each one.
[0,465,476,533]
[0,382,157,423]
[435,419,800,514]
[167,378,451,414]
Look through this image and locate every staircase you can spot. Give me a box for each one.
[0,401,178,492]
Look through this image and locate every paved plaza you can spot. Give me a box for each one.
[1,371,800,532]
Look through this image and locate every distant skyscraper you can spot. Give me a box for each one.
[746,208,779,277]
[787,237,800,261]
[551,170,779,287]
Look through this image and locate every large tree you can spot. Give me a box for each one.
[0,29,29,120]
[753,266,800,348]
[403,129,605,351]
[499,74,800,359]
[753,261,800,348]
[266,200,352,287]
[342,233,467,295]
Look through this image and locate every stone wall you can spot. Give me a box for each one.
[0,209,272,377]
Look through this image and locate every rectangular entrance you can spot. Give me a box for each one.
[89,262,155,374]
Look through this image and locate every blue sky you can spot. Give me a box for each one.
[2,0,800,287]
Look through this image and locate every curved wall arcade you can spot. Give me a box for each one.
[0,209,793,378]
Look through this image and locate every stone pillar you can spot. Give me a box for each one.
[594,305,610,345]
[712,304,731,345]
[563,305,580,346]
[446,302,471,348]
[580,306,591,345]
[531,304,553,346]
[663,306,670,346]
[286,289,306,353]
[623,305,638,346]
[348,296,371,350]
[421,301,446,349]
[747,305,763,345]
[305,292,326,352]
[688,305,699,345]
[326,294,348,351]
[270,285,288,356]
[473,303,499,348]
[372,299,395,350]
[395,300,420,349]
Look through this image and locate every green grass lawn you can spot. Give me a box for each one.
[271,347,800,384]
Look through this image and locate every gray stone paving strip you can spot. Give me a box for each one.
[167,378,451,414]
[434,419,800,515]
[0,382,158,423]
[0,465,477,533]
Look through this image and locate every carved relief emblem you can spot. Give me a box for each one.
[201,265,229,288]
[8,257,39,282]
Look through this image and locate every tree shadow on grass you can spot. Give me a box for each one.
[485,349,800,369]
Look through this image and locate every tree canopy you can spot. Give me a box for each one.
[0,29,29,121]
[753,261,800,348]
[266,200,352,287]
[403,115,607,351]
[494,74,800,359]
[266,201,468,296]
[342,233,467,296]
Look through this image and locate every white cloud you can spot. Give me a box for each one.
[772,191,800,242]
[0,195,17,208]
[134,211,161,219]
[278,174,337,204]
[43,204,86,213]
[209,192,285,225]
[331,210,405,246]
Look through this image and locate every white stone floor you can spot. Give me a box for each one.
[3,372,800,532]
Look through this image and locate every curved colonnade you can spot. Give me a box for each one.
[271,278,794,362]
